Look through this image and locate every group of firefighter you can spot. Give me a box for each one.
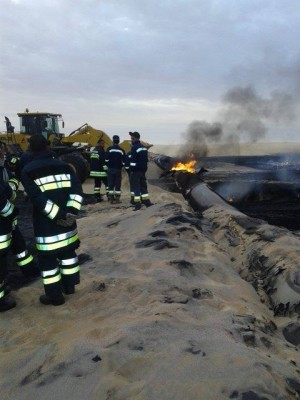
[0,130,152,312]
[89,131,152,210]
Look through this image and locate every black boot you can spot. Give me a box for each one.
[62,285,75,295]
[133,203,142,211]
[0,296,16,312]
[39,294,65,306]
[143,200,154,207]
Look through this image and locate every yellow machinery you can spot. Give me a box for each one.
[1,110,152,182]
[63,123,136,153]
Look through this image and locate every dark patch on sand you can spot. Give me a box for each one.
[260,337,272,349]
[92,355,102,362]
[92,282,106,291]
[241,391,269,400]
[232,315,277,348]
[163,295,189,304]
[78,253,93,265]
[165,213,203,231]
[136,239,178,250]
[106,221,120,228]
[192,288,213,299]
[169,260,195,276]
[20,365,43,386]
[186,340,206,356]
[282,323,300,346]
[285,378,300,396]
[149,230,168,238]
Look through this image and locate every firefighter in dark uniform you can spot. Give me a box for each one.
[129,131,153,210]
[125,147,134,205]
[105,135,125,204]
[8,177,40,279]
[89,139,108,202]
[0,180,19,311]
[0,143,39,279]
[21,135,84,306]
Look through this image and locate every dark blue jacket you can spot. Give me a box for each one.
[130,141,148,172]
[105,145,125,170]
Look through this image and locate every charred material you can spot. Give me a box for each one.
[152,152,300,231]
[153,152,300,317]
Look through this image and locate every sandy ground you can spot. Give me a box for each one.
[1,148,300,400]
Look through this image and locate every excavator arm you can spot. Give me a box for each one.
[61,124,152,153]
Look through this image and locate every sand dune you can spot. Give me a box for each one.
[1,161,300,400]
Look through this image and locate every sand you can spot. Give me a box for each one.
[1,146,300,400]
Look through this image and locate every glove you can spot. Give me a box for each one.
[56,213,76,227]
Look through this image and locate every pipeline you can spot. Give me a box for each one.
[153,154,300,316]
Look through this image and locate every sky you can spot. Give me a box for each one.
[1,0,300,145]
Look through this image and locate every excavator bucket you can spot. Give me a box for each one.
[62,124,112,147]
[62,124,153,153]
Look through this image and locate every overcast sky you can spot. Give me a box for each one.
[1,0,300,145]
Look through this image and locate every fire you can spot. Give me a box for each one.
[171,160,197,173]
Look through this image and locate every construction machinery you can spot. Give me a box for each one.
[1,110,153,182]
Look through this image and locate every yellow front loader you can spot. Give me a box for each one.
[1,110,152,182]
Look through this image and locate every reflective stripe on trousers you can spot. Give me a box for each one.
[0,281,5,299]
[36,229,78,251]
[15,250,34,267]
[0,233,12,250]
[59,256,80,276]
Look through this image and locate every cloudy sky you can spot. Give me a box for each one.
[1,0,300,145]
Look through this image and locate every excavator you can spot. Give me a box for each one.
[1,110,153,182]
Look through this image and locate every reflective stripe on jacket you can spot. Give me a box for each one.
[105,145,125,170]
[89,146,107,177]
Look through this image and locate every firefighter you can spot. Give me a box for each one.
[125,146,134,205]
[0,180,19,311]
[9,178,40,279]
[0,141,10,182]
[0,143,39,279]
[129,131,153,210]
[105,135,126,204]
[21,135,84,306]
[89,138,108,202]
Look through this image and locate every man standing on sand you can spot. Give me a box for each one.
[125,145,134,205]
[105,135,125,204]
[21,135,83,306]
[129,131,153,211]
[0,180,19,311]
[0,143,39,280]
[89,138,108,202]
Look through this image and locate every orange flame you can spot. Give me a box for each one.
[171,160,197,173]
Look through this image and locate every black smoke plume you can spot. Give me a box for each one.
[180,86,296,159]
